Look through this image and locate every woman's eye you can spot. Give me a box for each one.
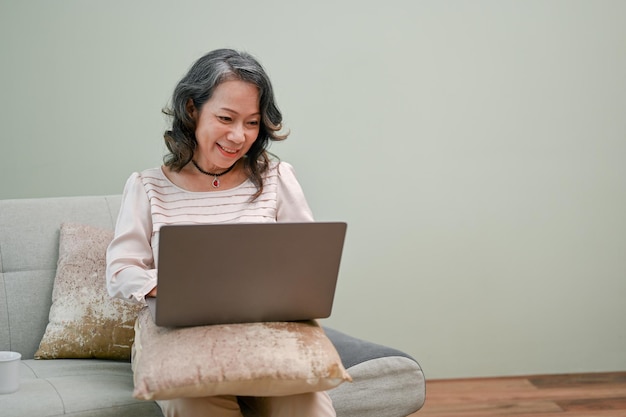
[248,120,260,126]
[218,116,232,122]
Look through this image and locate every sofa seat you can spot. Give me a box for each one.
[3,359,161,417]
[3,326,425,417]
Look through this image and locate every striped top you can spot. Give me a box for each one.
[105,161,313,303]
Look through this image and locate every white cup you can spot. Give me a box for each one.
[0,351,21,394]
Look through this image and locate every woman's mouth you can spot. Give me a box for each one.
[217,143,239,156]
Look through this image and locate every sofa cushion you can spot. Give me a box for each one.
[34,223,142,360]
[0,195,122,359]
[0,359,162,417]
[132,308,351,400]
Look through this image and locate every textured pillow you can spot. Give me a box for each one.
[132,308,352,400]
[35,223,142,360]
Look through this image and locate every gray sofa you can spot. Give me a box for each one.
[0,195,425,417]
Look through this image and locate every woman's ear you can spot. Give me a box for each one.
[186,99,197,119]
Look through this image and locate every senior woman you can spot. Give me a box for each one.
[106,49,335,417]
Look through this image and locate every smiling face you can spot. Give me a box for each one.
[191,80,261,173]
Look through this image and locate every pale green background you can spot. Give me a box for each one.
[1,0,625,379]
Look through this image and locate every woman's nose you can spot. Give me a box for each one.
[229,124,246,143]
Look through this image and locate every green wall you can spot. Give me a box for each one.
[2,0,625,379]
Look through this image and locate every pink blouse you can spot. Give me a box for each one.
[106,161,314,304]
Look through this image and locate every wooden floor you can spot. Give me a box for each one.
[410,372,626,416]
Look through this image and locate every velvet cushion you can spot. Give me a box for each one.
[35,223,142,360]
[132,308,351,400]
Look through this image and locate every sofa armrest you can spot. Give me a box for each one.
[324,327,426,417]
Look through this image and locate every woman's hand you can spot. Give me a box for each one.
[147,286,158,297]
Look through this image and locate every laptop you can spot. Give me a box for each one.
[147,222,347,327]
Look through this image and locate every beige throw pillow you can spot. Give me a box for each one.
[132,308,352,400]
[35,223,142,360]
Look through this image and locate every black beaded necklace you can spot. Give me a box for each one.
[191,160,236,188]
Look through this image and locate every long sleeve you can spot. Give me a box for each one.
[276,162,315,222]
[106,173,158,304]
